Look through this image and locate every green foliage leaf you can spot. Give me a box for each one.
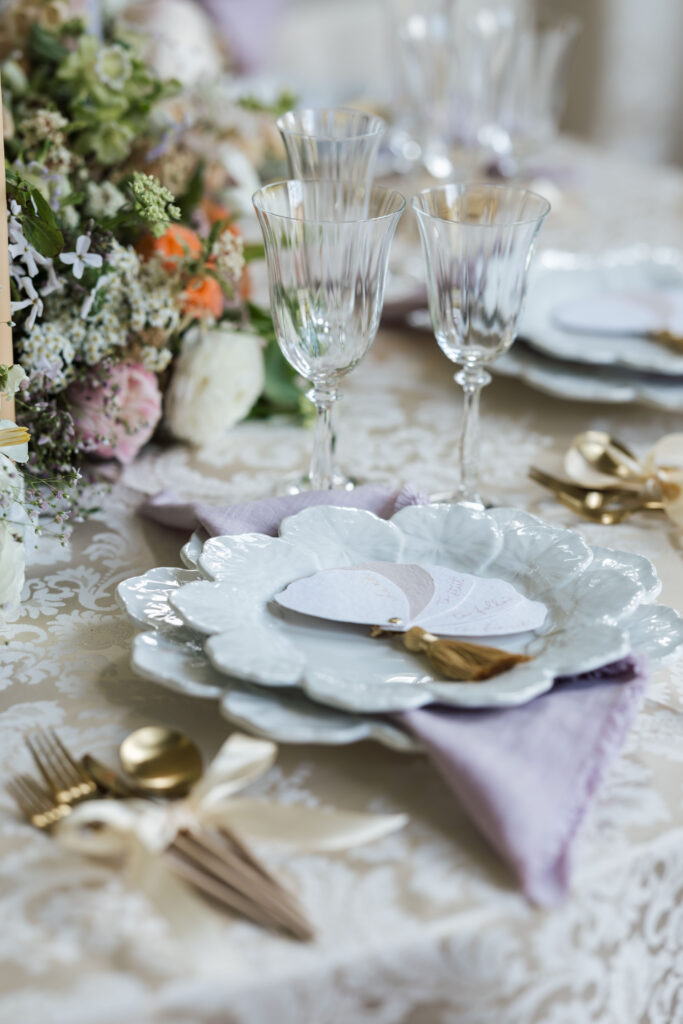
[244,302,303,416]
[243,242,265,262]
[6,176,64,258]
[238,90,298,117]
[262,338,302,410]
[28,24,68,64]
[21,189,64,257]
[177,161,205,221]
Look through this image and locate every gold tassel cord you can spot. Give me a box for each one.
[371,626,532,682]
[651,329,683,354]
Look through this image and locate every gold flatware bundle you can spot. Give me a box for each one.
[9,727,313,941]
[528,466,665,525]
[529,430,683,527]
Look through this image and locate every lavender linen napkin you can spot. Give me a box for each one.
[140,487,649,905]
[401,659,648,906]
[139,483,427,537]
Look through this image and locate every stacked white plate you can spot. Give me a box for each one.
[117,504,683,751]
[388,246,683,410]
[497,246,683,408]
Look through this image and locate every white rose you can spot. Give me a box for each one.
[165,327,265,446]
[0,453,26,621]
[117,0,224,86]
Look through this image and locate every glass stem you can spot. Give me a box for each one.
[308,385,338,490]
[455,366,491,506]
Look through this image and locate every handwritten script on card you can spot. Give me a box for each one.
[275,562,547,638]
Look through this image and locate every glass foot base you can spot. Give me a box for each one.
[428,488,488,510]
[278,468,358,496]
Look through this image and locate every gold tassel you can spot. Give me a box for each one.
[371,626,532,682]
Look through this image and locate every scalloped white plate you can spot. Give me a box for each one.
[168,504,681,713]
[117,569,421,752]
[519,247,683,376]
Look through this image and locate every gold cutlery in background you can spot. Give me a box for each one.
[9,727,314,941]
[528,466,664,524]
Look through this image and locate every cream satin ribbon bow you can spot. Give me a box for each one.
[565,432,683,528]
[56,733,408,859]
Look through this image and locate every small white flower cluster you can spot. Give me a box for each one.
[20,109,73,174]
[19,240,181,387]
[85,181,126,219]
[211,229,245,283]
[20,108,68,146]
[19,313,77,389]
[103,242,180,369]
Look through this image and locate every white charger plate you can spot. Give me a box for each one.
[518,247,683,376]
[168,504,682,713]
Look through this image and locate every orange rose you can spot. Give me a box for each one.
[137,224,202,271]
[199,198,231,226]
[182,275,224,318]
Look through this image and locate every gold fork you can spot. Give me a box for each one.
[6,773,72,829]
[26,728,97,805]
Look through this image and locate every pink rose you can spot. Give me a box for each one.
[67,363,162,465]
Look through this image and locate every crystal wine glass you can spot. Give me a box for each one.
[276,107,387,489]
[253,180,405,492]
[276,108,385,190]
[412,183,550,506]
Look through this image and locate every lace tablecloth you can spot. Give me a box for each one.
[2,140,683,1024]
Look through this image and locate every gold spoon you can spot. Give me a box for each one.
[119,726,203,797]
[566,431,645,488]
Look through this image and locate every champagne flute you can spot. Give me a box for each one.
[253,180,405,492]
[412,183,549,506]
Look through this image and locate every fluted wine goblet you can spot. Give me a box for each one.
[276,109,386,489]
[253,180,405,492]
[412,183,550,506]
[276,108,385,190]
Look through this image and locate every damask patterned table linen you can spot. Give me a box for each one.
[2,139,683,1023]
[141,489,653,908]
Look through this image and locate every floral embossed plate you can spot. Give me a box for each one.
[116,568,420,752]
[167,504,682,713]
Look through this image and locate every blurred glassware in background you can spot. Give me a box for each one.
[412,183,549,505]
[253,181,405,492]
[386,0,579,181]
[454,8,580,177]
[385,0,456,179]
[276,108,385,189]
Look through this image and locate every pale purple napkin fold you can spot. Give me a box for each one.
[140,486,649,905]
[139,483,428,537]
[401,659,647,906]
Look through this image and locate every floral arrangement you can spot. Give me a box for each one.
[1,1,300,515]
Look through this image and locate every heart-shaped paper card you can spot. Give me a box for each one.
[274,562,547,637]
